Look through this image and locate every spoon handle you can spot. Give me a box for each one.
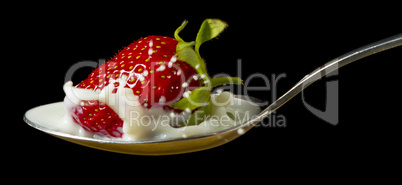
[258,33,402,120]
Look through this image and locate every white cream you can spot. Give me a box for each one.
[60,81,261,141]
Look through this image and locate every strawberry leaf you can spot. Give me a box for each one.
[181,103,213,127]
[170,19,242,127]
[195,19,228,56]
[210,77,243,88]
[175,46,208,76]
[169,87,211,111]
[174,20,196,51]
[174,19,228,82]
[174,20,188,43]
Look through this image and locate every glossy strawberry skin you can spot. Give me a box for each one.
[70,100,124,137]
[76,36,199,108]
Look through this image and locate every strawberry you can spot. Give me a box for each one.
[70,100,124,137]
[68,19,243,137]
[76,35,200,108]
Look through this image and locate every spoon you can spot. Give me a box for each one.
[24,33,402,155]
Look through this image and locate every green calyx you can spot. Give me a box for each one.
[170,18,242,127]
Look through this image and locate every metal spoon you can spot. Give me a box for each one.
[24,33,402,155]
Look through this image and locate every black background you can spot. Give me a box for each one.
[10,3,401,180]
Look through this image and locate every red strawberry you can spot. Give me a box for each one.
[68,19,242,137]
[70,100,124,137]
[76,35,200,108]
[70,36,199,137]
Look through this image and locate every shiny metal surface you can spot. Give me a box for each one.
[24,33,402,155]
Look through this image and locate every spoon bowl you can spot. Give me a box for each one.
[24,99,263,155]
[24,33,402,155]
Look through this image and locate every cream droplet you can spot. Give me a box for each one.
[237,128,245,135]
